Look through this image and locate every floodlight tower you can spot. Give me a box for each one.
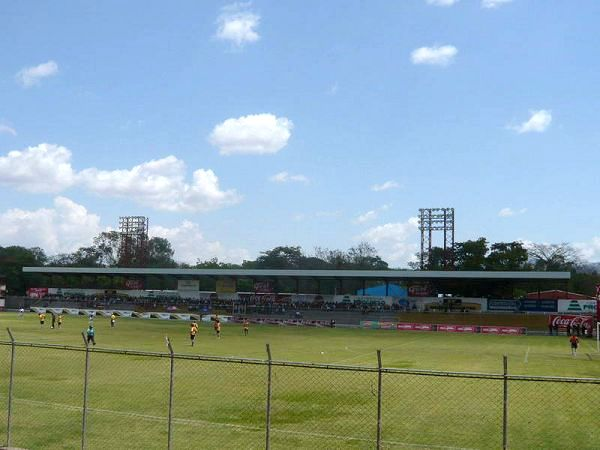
[118,216,149,267]
[419,208,455,269]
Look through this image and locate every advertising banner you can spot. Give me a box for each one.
[171,313,191,321]
[548,315,593,330]
[396,323,434,331]
[124,279,144,290]
[64,308,79,315]
[134,312,152,319]
[80,310,97,317]
[177,280,200,291]
[97,310,113,317]
[254,281,273,293]
[518,299,558,312]
[47,308,64,315]
[480,326,526,335]
[437,325,477,333]
[0,299,5,310]
[379,321,395,329]
[152,313,172,320]
[557,300,597,314]
[360,321,380,329]
[115,310,134,317]
[216,278,237,294]
[27,287,49,298]
[408,285,431,297]
[487,299,518,312]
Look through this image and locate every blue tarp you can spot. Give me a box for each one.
[356,284,408,298]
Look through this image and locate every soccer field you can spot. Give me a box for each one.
[1,312,599,449]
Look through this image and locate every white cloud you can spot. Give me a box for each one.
[0,197,102,254]
[150,220,249,264]
[15,60,59,87]
[427,0,459,6]
[371,180,400,192]
[215,2,260,47]
[209,113,293,155]
[511,110,552,134]
[328,82,339,95]
[269,171,308,183]
[0,124,17,136]
[78,156,240,212]
[482,0,512,9]
[356,210,378,223]
[411,45,458,66]
[0,144,240,212]
[359,217,420,265]
[574,238,600,262]
[0,143,76,193]
[498,207,527,217]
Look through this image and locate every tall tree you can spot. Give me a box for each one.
[93,231,121,267]
[147,237,177,268]
[486,242,529,270]
[454,238,488,270]
[529,243,580,271]
[0,246,47,294]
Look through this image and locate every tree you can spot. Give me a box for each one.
[147,237,177,268]
[486,242,529,270]
[0,246,47,294]
[454,238,488,270]
[347,242,388,270]
[529,243,580,271]
[93,231,121,267]
[255,246,305,269]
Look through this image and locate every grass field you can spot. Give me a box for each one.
[0,312,599,449]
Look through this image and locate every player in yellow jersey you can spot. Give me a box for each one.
[190,322,198,346]
[243,319,249,336]
[110,313,117,328]
[57,314,63,329]
[214,319,221,338]
[39,312,46,328]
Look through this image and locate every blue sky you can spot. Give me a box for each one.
[1,0,600,265]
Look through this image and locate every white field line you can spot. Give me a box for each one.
[332,337,421,365]
[524,346,530,364]
[2,395,474,450]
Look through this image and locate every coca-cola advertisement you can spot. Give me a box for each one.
[396,323,434,331]
[480,326,526,335]
[548,315,593,332]
[27,287,49,298]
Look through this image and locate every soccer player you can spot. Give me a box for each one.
[569,334,579,356]
[57,314,63,329]
[110,313,117,328]
[51,312,56,329]
[214,319,221,338]
[243,319,249,336]
[18,307,25,318]
[86,325,96,346]
[190,322,198,346]
[39,312,46,328]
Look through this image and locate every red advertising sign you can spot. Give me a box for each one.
[436,324,478,333]
[124,279,144,290]
[380,321,395,329]
[27,287,48,298]
[548,315,593,330]
[397,322,434,331]
[480,326,526,335]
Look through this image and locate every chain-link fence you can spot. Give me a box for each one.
[1,334,599,450]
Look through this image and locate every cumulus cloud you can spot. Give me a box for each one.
[151,220,250,264]
[269,171,308,183]
[0,124,17,136]
[215,2,260,47]
[209,113,293,155]
[498,207,527,217]
[0,144,76,193]
[427,0,459,6]
[356,210,378,223]
[411,45,457,66]
[15,60,59,87]
[482,0,512,8]
[574,238,600,262]
[0,144,240,212]
[371,180,400,192]
[78,156,240,212]
[359,217,420,265]
[510,110,552,134]
[0,197,102,254]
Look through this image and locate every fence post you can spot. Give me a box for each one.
[6,328,16,449]
[166,337,175,450]
[265,343,273,450]
[81,332,91,450]
[503,355,508,450]
[376,349,383,450]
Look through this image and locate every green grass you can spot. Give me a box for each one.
[0,312,599,449]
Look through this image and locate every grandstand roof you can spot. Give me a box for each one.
[22,267,570,280]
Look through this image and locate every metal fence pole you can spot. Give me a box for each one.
[166,337,175,450]
[503,355,508,450]
[6,328,16,449]
[81,332,91,450]
[376,349,383,450]
[265,343,273,450]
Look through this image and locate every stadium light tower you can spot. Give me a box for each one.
[118,216,149,267]
[419,208,455,270]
